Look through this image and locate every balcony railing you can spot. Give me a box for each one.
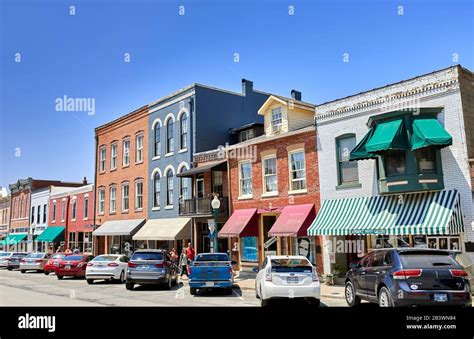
[179,196,229,216]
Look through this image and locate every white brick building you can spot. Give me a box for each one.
[313,65,474,273]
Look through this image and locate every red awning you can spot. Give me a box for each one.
[218,208,258,238]
[268,204,316,237]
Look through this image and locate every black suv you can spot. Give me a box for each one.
[345,248,472,307]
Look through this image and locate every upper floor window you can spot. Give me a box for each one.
[263,156,278,194]
[98,188,105,214]
[239,161,252,197]
[37,205,41,224]
[122,183,129,212]
[337,135,359,185]
[166,170,174,206]
[72,200,77,220]
[271,107,283,132]
[239,129,254,142]
[61,201,66,221]
[110,143,118,170]
[153,172,161,208]
[212,171,223,198]
[123,139,130,166]
[19,198,24,218]
[83,197,89,219]
[135,181,143,210]
[167,120,174,154]
[179,167,191,200]
[52,202,56,222]
[31,206,35,224]
[99,146,106,172]
[289,150,307,191]
[180,114,188,150]
[384,150,406,177]
[43,204,47,223]
[136,134,144,163]
[415,147,436,174]
[154,124,161,157]
[109,186,116,213]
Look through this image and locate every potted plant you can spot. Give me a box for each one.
[332,264,347,285]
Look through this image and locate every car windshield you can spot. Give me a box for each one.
[131,252,163,261]
[0,253,11,257]
[51,254,65,259]
[399,251,458,268]
[26,253,45,258]
[195,254,229,262]
[64,255,84,261]
[93,255,118,262]
[271,258,313,273]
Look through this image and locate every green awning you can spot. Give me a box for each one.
[35,226,65,243]
[6,234,27,245]
[365,118,409,153]
[307,189,463,236]
[411,118,453,151]
[349,127,378,161]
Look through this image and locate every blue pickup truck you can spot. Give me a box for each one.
[188,253,234,295]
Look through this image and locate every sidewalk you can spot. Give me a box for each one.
[234,277,345,300]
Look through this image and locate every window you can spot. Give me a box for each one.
[263,156,278,194]
[52,202,56,222]
[72,200,77,220]
[98,188,105,214]
[167,121,174,153]
[68,232,76,249]
[415,148,436,174]
[384,150,406,177]
[31,206,35,224]
[83,197,89,219]
[109,186,116,213]
[123,139,130,166]
[110,143,118,170]
[153,173,160,208]
[271,107,283,131]
[122,184,129,211]
[337,135,359,185]
[19,198,24,218]
[43,204,47,223]
[37,205,41,224]
[135,181,143,210]
[166,171,174,206]
[99,146,106,172]
[61,201,66,221]
[180,114,188,150]
[239,129,254,142]
[136,134,144,163]
[154,125,161,157]
[212,171,223,197]
[289,151,307,191]
[239,161,252,197]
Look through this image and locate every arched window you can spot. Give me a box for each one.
[167,120,174,154]
[180,168,190,200]
[154,125,161,157]
[166,170,174,206]
[180,114,188,150]
[153,172,160,208]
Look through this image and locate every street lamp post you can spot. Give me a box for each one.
[211,195,221,253]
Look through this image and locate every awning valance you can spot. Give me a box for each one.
[218,208,258,238]
[132,218,191,241]
[365,118,410,153]
[92,219,145,236]
[307,189,463,236]
[35,226,65,242]
[411,118,453,150]
[268,204,315,237]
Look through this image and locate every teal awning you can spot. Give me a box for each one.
[35,226,65,243]
[6,234,27,245]
[307,189,463,236]
[349,127,378,161]
[365,118,410,153]
[411,118,453,151]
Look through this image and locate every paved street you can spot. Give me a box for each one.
[0,269,346,307]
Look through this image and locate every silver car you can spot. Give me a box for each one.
[0,252,13,268]
[20,252,51,273]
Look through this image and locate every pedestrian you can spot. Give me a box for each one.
[186,242,195,262]
[170,248,178,263]
[179,249,188,278]
[65,248,72,255]
[73,248,80,254]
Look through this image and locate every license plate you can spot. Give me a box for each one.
[434,293,447,302]
[205,282,214,287]
[287,277,299,284]
[65,265,71,269]
[141,265,149,269]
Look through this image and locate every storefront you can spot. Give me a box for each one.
[2,234,27,252]
[92,219,145,257]
[34,226,65,253]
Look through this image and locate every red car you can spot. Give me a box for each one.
[44,253,67,275]
[56,254,94,279]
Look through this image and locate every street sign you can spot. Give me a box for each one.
[207,219,215,235]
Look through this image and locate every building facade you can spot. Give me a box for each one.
[30,188,50,252]
[0,190,10,247]
[309,65,474,274]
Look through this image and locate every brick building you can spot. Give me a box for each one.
[93,105,149,256]
[0,189,10,247]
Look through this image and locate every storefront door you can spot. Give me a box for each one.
[262,216,277,257]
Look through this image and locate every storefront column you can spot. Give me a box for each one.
[322,236,332,275]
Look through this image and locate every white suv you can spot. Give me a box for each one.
[254,255,320,307]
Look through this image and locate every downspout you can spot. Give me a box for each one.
[93,135,98,255]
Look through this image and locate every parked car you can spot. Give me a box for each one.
[20,252,51,273]
[55,254,94,279]
[6,253,28,270]
[254,255,320,307]
[451,251,474,295]
[344,248,472,307]
[0,252,13,268]
[188,253,235,296]
[44,253,67,275]
[86,254,129,284]
[125,249,178,290]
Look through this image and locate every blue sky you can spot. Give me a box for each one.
[1,0,473,190]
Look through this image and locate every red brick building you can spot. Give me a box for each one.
[93,105,149,255]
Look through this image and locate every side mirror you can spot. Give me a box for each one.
[252,267,259,273]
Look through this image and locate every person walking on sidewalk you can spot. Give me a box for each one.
[179,249,189,278]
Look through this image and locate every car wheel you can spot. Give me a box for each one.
[7,267,12,271]
[44,271,50,276]
[378,287,393,307]
[125,282,134,290]
[87,279,94,285]
[345,281,361,307]
[57,275,63,280]
[190,287,196,295]
[20,270,25,274]
[119,271,125,283]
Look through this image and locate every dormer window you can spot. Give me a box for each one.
[271,107,283,132]
[239,129,254,142]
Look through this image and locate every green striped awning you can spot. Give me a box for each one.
[307,189,463,236]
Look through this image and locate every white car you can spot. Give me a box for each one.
[0,252,13,267]
[85,254,129,284]
[254,255,320,307]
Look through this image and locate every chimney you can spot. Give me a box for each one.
[291,90,302,101]
[83,177,88,185]
[242,79,254,96]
